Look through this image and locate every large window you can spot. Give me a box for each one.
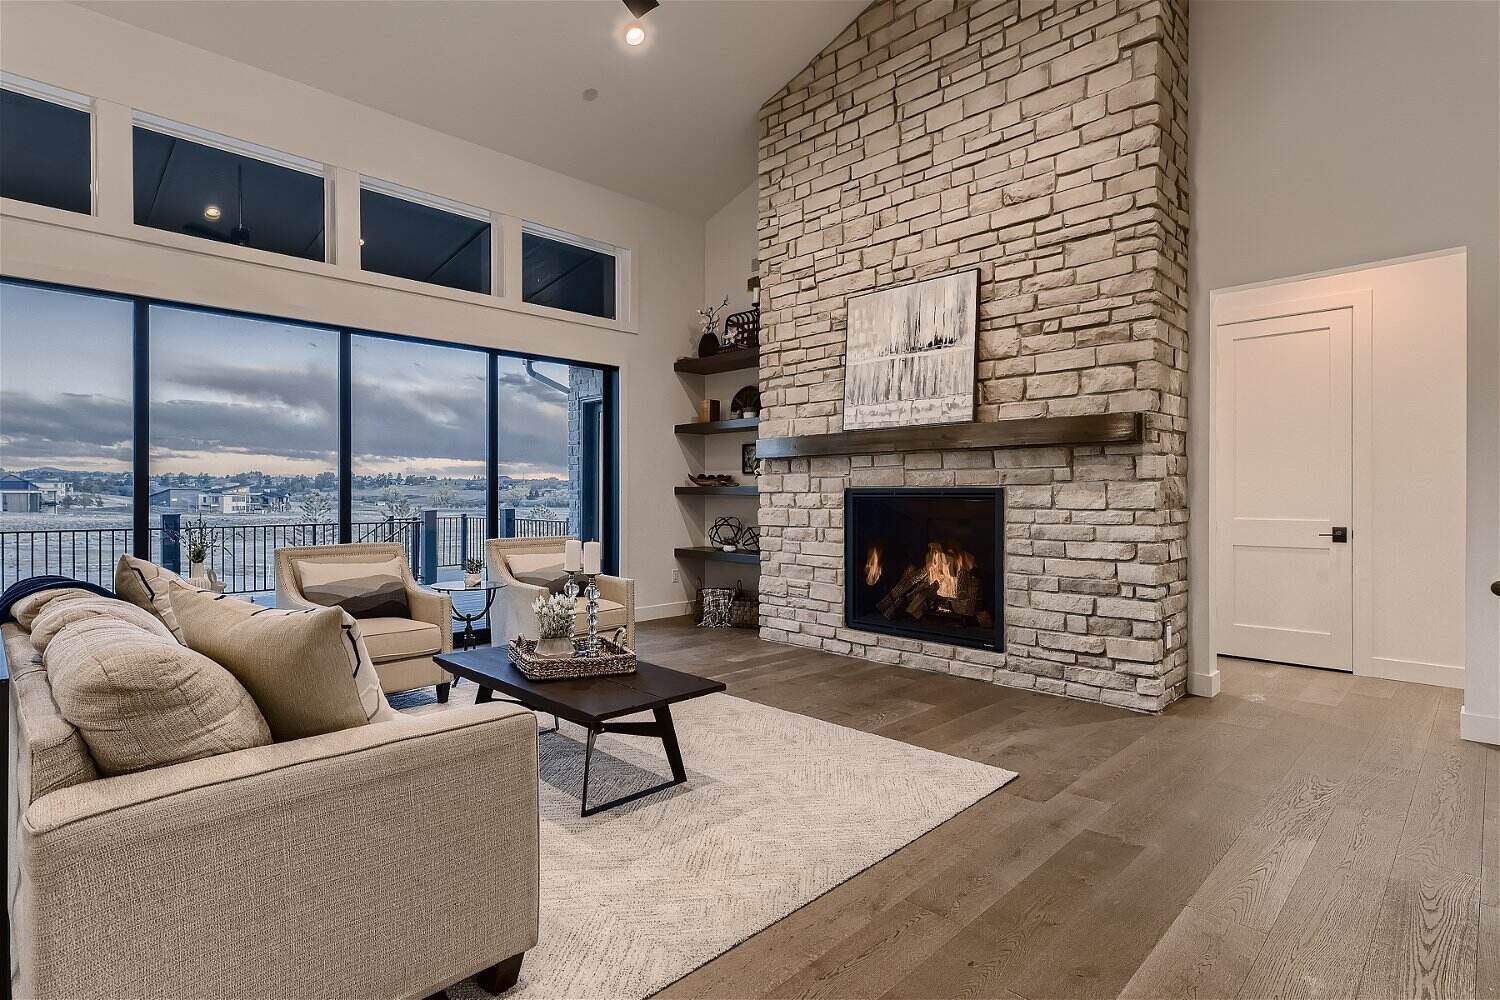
[496,357,603,544]
[0,283,133,587]
[149,306,340,590]
[522,226,617,320]
[351,336,487,556]
[0,279,615,597]
[133,118,326,262]
[360,181,491,295]
[0,82,91,214]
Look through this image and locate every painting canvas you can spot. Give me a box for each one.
[843,269,977,430]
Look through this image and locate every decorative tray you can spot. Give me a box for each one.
[507,636,637,681]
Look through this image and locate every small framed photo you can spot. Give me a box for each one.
[742,442,761,476]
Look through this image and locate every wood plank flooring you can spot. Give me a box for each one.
[631,619,1498,1000]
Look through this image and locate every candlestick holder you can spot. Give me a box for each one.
[563,572,602,657]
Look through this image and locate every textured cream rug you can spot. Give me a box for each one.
[392,682,1015,999]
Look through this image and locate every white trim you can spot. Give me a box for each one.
[1365,656,1465,690]
[131,110,325,177]
[1459,706,1500,746]
[636,601,693,623]
[522,220,619,257]
[0,72,91,111]
[1207,246,1469,299]
[360,176,492,223]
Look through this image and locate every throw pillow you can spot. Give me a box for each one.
[506,552,571,594]
[31,595,176,653]
[114,554,194,642]
[10,587,101,631]
[45,615,272,777]
[295,556,411,619]
[169,581,395,741]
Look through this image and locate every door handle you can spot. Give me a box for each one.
[1317,526,1349,543]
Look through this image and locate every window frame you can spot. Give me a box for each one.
[358,175,496,295]
[0,72,96,217]
[519,220,625,323]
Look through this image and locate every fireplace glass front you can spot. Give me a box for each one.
[845,487,1004,651]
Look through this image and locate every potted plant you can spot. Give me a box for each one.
[532,592,576,658]
[181,515,218,580]
[463,557,484,588]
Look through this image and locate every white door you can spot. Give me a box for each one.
[1214,308,1353,670]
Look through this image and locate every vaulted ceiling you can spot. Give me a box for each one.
[79,0,868,219]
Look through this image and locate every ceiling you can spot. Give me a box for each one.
[78,0,867,219]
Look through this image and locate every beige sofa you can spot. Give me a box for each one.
[486,538,635,650]
[5,614,540,1000]
[276,543,454,699]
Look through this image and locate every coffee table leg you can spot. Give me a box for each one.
[580,727,599,817]
[655,705,686,784]
[475,686,493,704]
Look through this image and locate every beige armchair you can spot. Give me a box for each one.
[276,543,454,700]
[486,537,635,650]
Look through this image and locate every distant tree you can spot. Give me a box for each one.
[379,487,414,522]
[314,471,337,491]
[300,490,333,524]
[434,483,457,509]
[58,494,77,509]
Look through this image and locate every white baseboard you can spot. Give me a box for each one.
[1188,668,1221,697]
[636,601,693,623]
[1363,655,1464,689]
[1460,706,1500,746]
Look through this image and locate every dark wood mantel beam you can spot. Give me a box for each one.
[755,412,1144,459]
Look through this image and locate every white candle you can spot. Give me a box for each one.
[583,540,602,576]
[564,539,583,573]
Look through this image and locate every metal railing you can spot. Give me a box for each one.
[0,507,572,595]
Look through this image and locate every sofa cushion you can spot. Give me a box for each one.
[506,552,570,593]
[10,587,103,631]
[570,597,626,634]
[45,616,272,777]
[114,554,193,642]
[295,556,411,619]
[31,595,176,653]
[3,621,99,803]
[358,616,444,663]
[169,582,395,740]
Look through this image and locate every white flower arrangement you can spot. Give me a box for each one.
[533,591,576,640]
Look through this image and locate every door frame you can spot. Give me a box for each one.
[1206,286,1373,694]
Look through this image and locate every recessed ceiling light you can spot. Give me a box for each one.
[582,88,599,102]
[203,205,222,221]
[625,22,645,46]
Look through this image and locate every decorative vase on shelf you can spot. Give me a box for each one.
[189,560,205,579]
[697,331,720,358]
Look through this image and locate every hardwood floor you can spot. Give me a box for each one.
[631,618,1498,1000]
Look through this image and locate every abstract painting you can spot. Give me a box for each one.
[843,269,977,429]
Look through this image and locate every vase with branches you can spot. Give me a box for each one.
[180,515,219,579]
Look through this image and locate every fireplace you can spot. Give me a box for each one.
[844,488,1004,651]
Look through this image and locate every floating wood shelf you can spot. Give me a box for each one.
[756,412,1144,459]
[674,546,762,565]
[674,485,758,496]
[672,348,759,376]
[674,417,760,436]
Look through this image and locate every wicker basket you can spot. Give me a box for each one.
[508,636,637,681]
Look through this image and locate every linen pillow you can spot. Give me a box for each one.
[506,552,570,594]
[114,554,194,642]
[45,615,272,777]
[10,587,101,631]
[31,595,176,653]
[295,556,411,619]
[169,581,395,741]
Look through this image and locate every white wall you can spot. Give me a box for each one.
[0,2,708,618]
[1189,1,1500,741]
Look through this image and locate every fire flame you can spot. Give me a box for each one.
[923,543,975,599]
[864,545,883,586]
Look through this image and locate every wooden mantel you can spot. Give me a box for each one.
[755,412,1144,459]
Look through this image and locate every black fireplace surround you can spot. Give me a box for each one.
[844,487,1005,651]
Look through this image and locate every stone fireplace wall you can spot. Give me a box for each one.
[756,0,1190,711]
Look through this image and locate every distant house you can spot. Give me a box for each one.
[150,487,203,511]
[202,485,250,514]
[0,474,43,513]
[29,480,72,505]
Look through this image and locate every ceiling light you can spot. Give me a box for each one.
[203,205,222,221]
[582,88,599,102]
[625,22,645,46]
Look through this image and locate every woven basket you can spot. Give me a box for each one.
[508,636,637,681]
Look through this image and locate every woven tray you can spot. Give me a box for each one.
[508,636,637,681]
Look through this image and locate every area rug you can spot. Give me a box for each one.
[392,683,1016,999]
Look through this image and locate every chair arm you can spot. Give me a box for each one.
[18,706,540,1000]
[406,584,454,653]
[595,575,635,649]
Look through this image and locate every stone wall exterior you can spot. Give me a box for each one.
[756,0,1190,711]
[567,366,605,537]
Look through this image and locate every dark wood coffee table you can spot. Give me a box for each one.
[435,646,727,816]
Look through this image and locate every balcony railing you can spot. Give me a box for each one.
[0,509,569,595]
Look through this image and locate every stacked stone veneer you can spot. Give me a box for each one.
[755,0,1189,711]
[567,367,604,536]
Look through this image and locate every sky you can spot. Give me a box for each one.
[1,282,576,480]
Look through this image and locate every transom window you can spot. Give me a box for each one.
[0,75,92,215]
[360,179,492,295]
[522,224,618,320]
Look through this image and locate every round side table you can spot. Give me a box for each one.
[431,580,504,651]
